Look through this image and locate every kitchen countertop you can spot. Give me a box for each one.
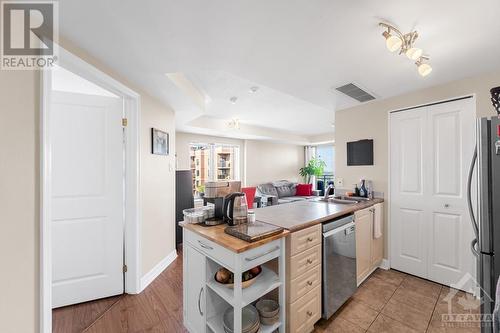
[255,198,384,232]
[179,222,290,253]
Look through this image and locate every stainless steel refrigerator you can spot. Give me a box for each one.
[468,116,500,332]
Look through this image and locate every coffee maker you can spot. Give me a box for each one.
[203,181,241,226]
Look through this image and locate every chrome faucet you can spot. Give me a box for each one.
[324,184,334,200]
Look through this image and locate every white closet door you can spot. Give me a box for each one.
[51,91,125,308]
[390,108,428,277]
[426,98,475,288]
[390,98,476,290]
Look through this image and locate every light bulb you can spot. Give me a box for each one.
[385,35,402,52]
[417,63,432,77]
[406,47,423,60]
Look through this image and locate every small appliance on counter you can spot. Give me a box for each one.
[223,192,248,226]
[202,181,241,226]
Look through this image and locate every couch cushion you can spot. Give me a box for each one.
[273,181,297,198]
[257,183,279,198]
[296,183,313,196]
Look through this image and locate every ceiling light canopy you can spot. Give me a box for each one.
[379,22,432,77]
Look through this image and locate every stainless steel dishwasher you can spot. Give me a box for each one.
[322,214,356,319]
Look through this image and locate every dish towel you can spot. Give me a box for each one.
[373,205,383,239]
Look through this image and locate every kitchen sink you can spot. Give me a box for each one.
[315,197,359,204]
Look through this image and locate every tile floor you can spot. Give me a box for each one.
[315,269,482,333]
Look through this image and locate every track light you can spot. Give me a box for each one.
[379,22,432,77]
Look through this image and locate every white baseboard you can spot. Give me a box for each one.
[379,259,390,270]
[140,250,178,292]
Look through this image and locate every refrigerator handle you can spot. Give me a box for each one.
[467,146,479,240]
[471,238,479,258]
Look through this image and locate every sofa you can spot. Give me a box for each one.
[256,180,320,205]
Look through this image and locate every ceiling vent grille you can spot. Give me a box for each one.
[335,83,376,103]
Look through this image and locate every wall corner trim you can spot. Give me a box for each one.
[140,250,178,292]
[379,259,390,270]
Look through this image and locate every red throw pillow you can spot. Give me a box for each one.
[296,183,312,196]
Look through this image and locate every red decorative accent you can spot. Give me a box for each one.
[241,187,256,208]
[497,124,500,138]
[296,183,313,196]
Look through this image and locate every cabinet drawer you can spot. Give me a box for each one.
[289,224,321,256]
[184,229,235,271]
[289,286,321,333]
[290,245,321,279]
[289,264,321,303]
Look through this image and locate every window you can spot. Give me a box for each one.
[317,144,335,185]
[189,143,240,195]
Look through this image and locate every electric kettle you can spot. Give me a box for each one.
[223,192,248,226]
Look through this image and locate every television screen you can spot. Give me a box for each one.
[347,139,373,166]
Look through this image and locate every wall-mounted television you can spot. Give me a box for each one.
[347,139,373,166]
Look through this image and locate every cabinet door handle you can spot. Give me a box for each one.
[307,280,313,286]
[198,240,213,250]
[245,246,280,262]
[307,259,313,264]
[307,237,314,242]
[197,287,204,316]
[307,311,313,317]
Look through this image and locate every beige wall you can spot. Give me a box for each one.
[0,70,40,333]
[0,40,176,332]
[335,70,500,258]
[245,140,304,186]
[176,132,305,187]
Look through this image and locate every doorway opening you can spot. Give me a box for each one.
[41,46,141,333]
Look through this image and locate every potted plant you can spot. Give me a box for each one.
[299,157,326,184]
[197,184,205,197]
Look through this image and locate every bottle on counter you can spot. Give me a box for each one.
[359,179,367,198]
[354,184,360,197]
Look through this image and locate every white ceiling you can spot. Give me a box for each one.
[59,0,500,142]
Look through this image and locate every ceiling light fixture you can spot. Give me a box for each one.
[249,86,259,93]
[229,96,238,104]
[227,118,240,130]
[379,22,432,77]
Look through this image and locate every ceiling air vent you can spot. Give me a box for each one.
[335,83,376,103]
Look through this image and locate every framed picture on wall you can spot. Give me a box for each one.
[151,128,169,155]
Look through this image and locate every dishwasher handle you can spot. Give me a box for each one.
[323,222,355,238]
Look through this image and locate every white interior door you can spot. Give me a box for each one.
[51,91,125,308]
[390,98,476,290]
[390,108,428,277]
[426,98,475,288]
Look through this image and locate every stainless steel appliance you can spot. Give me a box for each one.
[203,181,241,226]
[223,192,248,226]
[468,116,500,332]
[322,214,357,319]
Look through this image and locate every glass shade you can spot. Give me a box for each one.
[406,47,423,60]
[386,35,402,52]
[418,63,432,77]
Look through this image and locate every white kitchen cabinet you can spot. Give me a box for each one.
[184,244,206,333]
[355,207,372,284]
[183,226,286,333]
[355,203,384,285]
[371,203,384,268]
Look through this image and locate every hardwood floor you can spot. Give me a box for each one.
[54,249,481,332]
